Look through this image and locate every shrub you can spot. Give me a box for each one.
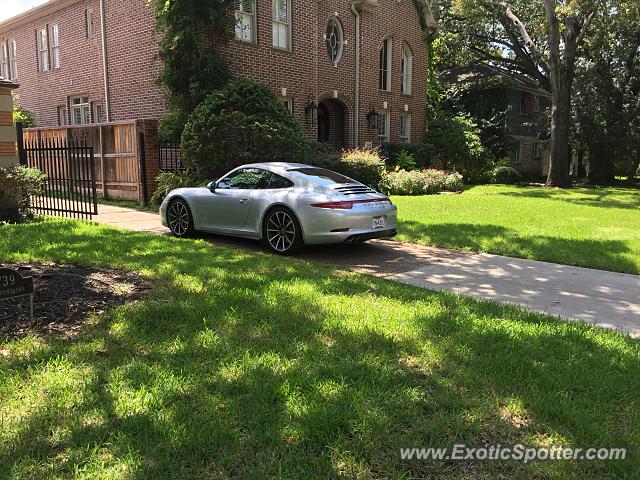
[0,165,46,223]
[425,115,487,170]
[181,80,309,178]
[12,93,35,127]
[396,150,417,171]
[159,111,186,144]
[151,170,204,205]
[311,148,386,188]
[491,166,522,185]
[379,169,463,195]
[379,143,434,168]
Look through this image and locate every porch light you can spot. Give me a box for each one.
[366,107,378,128]
[305,100,318,125]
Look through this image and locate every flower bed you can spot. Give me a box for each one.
[379,169,464,195]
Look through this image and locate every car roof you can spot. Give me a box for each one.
[241,162,312,174]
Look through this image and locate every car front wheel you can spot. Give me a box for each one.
[263,207,303,255]
[167,199,195,238]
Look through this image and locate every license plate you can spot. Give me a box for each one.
[372,216,386,229]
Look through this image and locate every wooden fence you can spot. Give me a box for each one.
[23,119,159,203]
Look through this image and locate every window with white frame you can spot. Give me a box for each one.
[379,37,392,91]
[50,24,60,69]
[9,40,17,79]
[0,43,8,79]
[57,105,68,126]
[86,10,95,37]
[37,28,49,72]
[401,43,412,95]
[514,142,522,164]
[399,113,411,143]
[533,141,542,158]
[235,0,256,43]
[377,111,390,144]
[279,97,293,114]
[272,0,290,49]
[71,96,91,125]
[94,104,103,123]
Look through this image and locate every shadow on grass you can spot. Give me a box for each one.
[0,221,639,479]
[396,221,638,274]
[494,186,640,210]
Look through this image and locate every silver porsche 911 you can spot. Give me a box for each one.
[160,162,397,254]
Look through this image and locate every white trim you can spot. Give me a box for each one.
[235,0,256,43]
[399,112,411,143]
[37,27,49,72]
[9,40,17,79]
[379,36,392,91]
[377,110,390,143]
[272,0,291,49]
[401,43,412,95]
[0,43,8,80]
[49,24,60,69]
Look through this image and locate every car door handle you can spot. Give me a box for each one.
[239,198,250,205]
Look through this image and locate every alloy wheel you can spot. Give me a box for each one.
[168,201,191,236]
[266,210,296,253]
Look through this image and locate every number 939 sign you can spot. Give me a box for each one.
[0,268,35,321]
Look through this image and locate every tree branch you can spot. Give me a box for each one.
[576,11,595,45]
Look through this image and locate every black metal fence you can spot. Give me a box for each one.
[159,143,184,172]
[20,136,98,219]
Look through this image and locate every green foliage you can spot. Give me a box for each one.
[151,170,203,205]
[181,80,309,178]
[425,115,488,170]
[379,169,464,195]
[12,93,35,127]
[311,149,386,188]
[0,165,46,222]
[395,151,417,171]
[379,143,435,169]
[158,111,186,144]
[491,166,522,185]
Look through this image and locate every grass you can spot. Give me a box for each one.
[1,220,639,479]
[392,185,640,274]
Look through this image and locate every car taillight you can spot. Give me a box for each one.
[310,198,390,209]
[311,201,354,209]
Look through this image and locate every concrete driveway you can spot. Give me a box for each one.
[93,204,640,337]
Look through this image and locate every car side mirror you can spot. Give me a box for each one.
[207,181,217,193]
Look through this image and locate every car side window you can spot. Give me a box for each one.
[264,172,294,189]
[218,168,267,190]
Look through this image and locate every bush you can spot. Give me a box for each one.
[379,143,434,168]
[425,115,487,170]
[311,148,386,188]
[12,93,35,127]
[181,80,309,178]
[151,170,204,205]
[491,166,522,185]
[159,111,186,144]
[0,165,46,223]
[379,169,464,195]
[396,150,417,171]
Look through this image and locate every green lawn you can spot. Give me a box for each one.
[392,185,640,274]
[1,221,639,479]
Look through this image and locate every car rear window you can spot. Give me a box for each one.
[289,168,353,185]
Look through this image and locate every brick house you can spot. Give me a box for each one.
[0,0,436,148]
[442,65,552,178]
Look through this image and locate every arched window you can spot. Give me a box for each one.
[401,43,413,95]
[379,37,392,91]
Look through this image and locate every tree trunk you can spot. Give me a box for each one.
[546,88,571,187]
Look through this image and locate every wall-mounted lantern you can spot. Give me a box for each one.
[305,99,319,126]
[366,106,378,129]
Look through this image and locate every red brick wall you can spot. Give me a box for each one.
[0,0,165,127]
[2,0,428,147]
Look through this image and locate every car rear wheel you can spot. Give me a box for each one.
[167,199,195,238]
[263,207,303,255]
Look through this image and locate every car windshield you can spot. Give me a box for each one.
[289,168,354,185]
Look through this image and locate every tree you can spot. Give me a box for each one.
[151,0,235,140]
[447,0,597,187]
[573,1,640,184]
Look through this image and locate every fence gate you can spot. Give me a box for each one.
[19,133,98,220]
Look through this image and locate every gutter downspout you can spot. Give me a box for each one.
[350,4,360,147]
[99,0,111,122]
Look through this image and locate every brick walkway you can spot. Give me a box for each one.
[93,203,640,337]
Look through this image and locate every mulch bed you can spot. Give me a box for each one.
[0,262,152,338]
